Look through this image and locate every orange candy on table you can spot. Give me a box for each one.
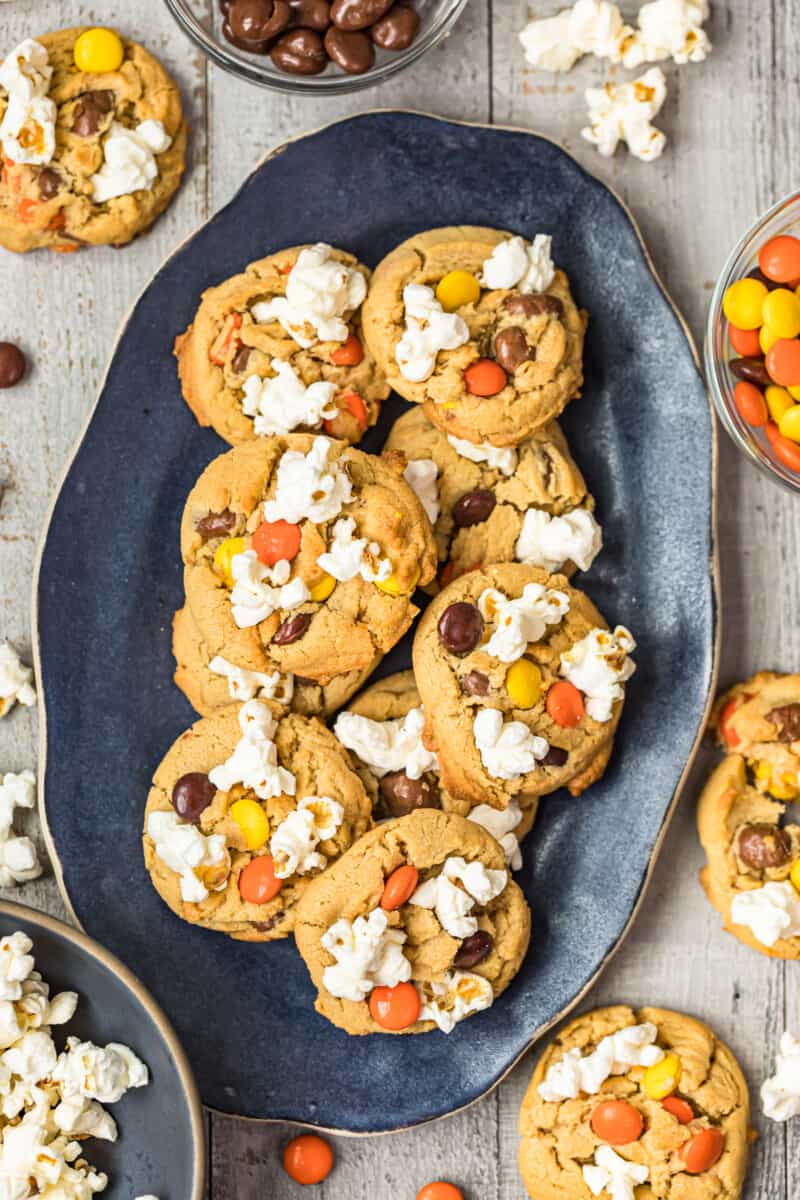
[733,380,767,427]
[380,864,419,911]
[369,981,420,1030]
[766,420,800,471]
[766,338,800,386]
[589,1099,644,1146]
[546,681,585,728]
[728,323,761,357]
[759,234,800,283]
[464,359,507,397]
[661,1095,694,1124]
[282,1134,334,1185]
[417,1185,464,1200]
[679,1126,725,1174]
[330,334,364,366]
[238,855,282,904]
[252,519,302,566]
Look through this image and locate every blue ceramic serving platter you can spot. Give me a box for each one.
[36,112,716,1133]
[0,901,204,1197]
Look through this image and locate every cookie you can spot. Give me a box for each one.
[174,243,388,446]
[143,699,372,941]
[697,754,800,959]
[294,808,531,1035]
[519,1005,750,1200]
[412,562,636,809]
[181,434,437,685]
[335,670,538,867]
[711,671,800,801]
[0,28,186,252]
[171,603,383,719]
[385,406,600,592]
[361,226,586,448]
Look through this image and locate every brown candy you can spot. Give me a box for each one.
[730,357,771,387]
[270,27,328,72]
[438,602,483,656]
[454,930,494,969]
[766,703,800,743]
[222,17,268,50]
[324,26,374,71]
[288,0,332,28]
[452,488,496,528]
[196,509,237,540]
[541,745,568,767]
[371,3,420,49]
[379,770,440,817]
[231,345,252,373]
[505,292,563,319]
[737,822,792,871]
[72,90,115,137]
[747,266,780,292]
[171,773,216,824]
[494,326,535,373]
[331,0,393,30]
[229,0,290,40]
[272,610,312,644]
[461,670,489,696]
[0,343,26,389]
[38,169,61,200]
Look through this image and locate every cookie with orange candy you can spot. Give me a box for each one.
[518,1005,751,1200]
[174,243,388,446]
[142,699,372,941]
[293,809,530,1035]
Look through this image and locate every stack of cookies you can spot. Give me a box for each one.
[143,227,638,1036]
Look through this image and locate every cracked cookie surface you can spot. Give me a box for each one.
[519,1005,751,1200]
[0,27,186,252]
[361,226,586,448]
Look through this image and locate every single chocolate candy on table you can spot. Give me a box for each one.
[196,509,237,540]
[0,342,26,389]
[729,356,771,387]
[270,27,328,72]
[461,670,489,696]
[229,0,290,40]
[379,770,440,816]
[736,822,792,870]
[331,0,393,30]
[494,325,535,373]
[452,488,496,528]
[38,169,61,200]
[371,4,420,50]
[324,25,374,72]
[505,292,563,318]
[272,610,313,644]
[288,0,332,29]
[72,90,115,136]
[454,929,493,968]
[437,601,483,655]
[172,772,217,823]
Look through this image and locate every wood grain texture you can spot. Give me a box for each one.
[0,2,796,1197]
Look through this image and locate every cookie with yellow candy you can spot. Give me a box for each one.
[361,226,587,449]
[519,1005,751,1200]
[0,26,186,252]
[697,754,800,960]
[180,433,437,688]
[143,700,372,941]
[711,671,800,801]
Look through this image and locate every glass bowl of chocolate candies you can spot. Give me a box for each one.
[164,0,468,92]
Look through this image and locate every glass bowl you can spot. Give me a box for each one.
[705,189,800,494]
[163,0,469,94]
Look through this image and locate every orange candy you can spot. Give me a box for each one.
[662,1095,694,1124]
[733,380,767,427]
[766,338,800,386]
[590,1099,644,1146]
[17,197,39,222]
[238,856,282,905]
[282,1134,334,1185]
[380,865,419,911]
[209,312,242,365]
[759,235,800,283]
[369,981,420,1031]
[342,390,369,428]
[728,324,762,357]
[718,697,741,747]
[330,334,364,366]
[766,420,800,472]
[417,1185,464,1200]
[252,519,302,566]
[546,681,585,728]
[679,1126,724,1174]
[464,359,507,397]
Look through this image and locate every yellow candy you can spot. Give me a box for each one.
[766,385,794,423]
[375,566,420,596]
[73,28,124,73]
[723,278,767,330]
[213,537,246,586]
[779,404,800,443]
[506,660,543,709]
[755,760,799,800]
[436,270,481,313]
[789,385,800,401]
[760,323,781,354]
[643,1052,682,1100]
[310,573,336,602]
[229,798,269,850]
[762,288,800,339]
[790,859,800,895]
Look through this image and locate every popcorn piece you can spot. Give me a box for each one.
[467,800,524,870]
[270,795,344,879]
[334,707,439,780]
[582,67,668,163]
[417,971,494,1033]
[316,516,392,584]
[240,359,337,437]
[623,0,711,67]
[145,811,229,904]
[519,9,582,71]
[560,625,636,721]
[252,243,367,349]
[515,508,603,574]
[208,657,294,706]
[0,642,36,718]
[583,1145,649,1200]
[0,771,42,887]
[479,234,556,294]
[229,549,310,629]
[262,436,353,526]
[52,1037,148,1105]
[730,881,800,949]
[409,855,507,938]
[208,699,296,801]
[321,908,411,1002]
[395,284,469,383]
[761,1030,800,1122]
[473,709,550,780]
[447,435,518,477]
[403,459,440,525]
[538,1022,664,1101]
[90,121,173,204]
[478,583,570,663]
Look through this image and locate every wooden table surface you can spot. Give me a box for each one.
[0,1,797,1196]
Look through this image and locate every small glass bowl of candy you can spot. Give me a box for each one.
[705,192,800,492]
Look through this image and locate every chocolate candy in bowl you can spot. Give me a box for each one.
[165,0,468,92]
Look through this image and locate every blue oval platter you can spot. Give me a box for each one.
[35,111,717,1133]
